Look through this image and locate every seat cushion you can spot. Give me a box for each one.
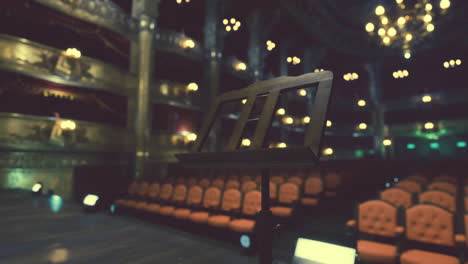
[189,211,209,224]
[173,208,191,219]
[133,201,148,210]
[159,206,176,216]
[207,215,231,228]
[229,219,255,233]
[143,203,161,213]
[357,240,397,264]
[300,197,319,206]
[401,249,458,264]
[271,206,293,217]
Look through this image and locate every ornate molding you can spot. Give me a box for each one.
[0,34,135,95]
[34,0,138,39]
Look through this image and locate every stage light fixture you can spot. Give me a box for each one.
[186,82,198,92]
[235,62,247,71]
[298,89,307,96]
[424,122,435,130]
[422,95,432,103]
[32,182,43,194]
[358,123,367,130]
[375,5,385,15]
[241,99,247,104]
[303,116,310,124]
[430,142,439,149]
[326,120,332,127]
[83,194,100,207]
[357,100,366,107]
[276,108,285,115]
[323,148,333,156]
[277,142,287,148]
[241,138,251,147]
[407,143,416,149]
[383,139,392,146]
[457,141,467,148]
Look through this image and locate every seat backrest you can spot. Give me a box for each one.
[419,190,456,212]
[220,189,242,212]
[212,178,225,189]
[159,183,174,201]
[128,181,139,195]
[358,200,398,238]
[407,174,429,184]
[380,187,413,208]
[278,182,300,204]
[303,177,323,196]
[147,182,161,200]
[199,178,211,188]
[288,176,304,186]
[325,171,341,189]
[171,184,188,202]
[433,175,457,184]
[136,182,150,197]
[225,179,240,189]
[271,175,285,184]
[175,177,185,184]
[187,177,197,186]
[405,204,455,247]
[270,182,277,200]
[242,190,261,216]
[240,173,253,183]
[427,181,457,196]
[202,187,222,209]
[395,180,422,193]
[241,181,257,192]
[186,185,204,206]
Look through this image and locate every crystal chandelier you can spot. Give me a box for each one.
[365,0,451,59]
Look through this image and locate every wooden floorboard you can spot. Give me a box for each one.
[0,189,353,264]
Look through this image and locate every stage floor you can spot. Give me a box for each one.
[0,189,353,264]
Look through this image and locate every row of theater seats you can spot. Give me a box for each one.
[348,173,468,264]
[112,169,342,248]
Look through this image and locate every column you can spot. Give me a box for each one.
[366,61,387,158]
[247,9,263,82]
[203,0,223,151]
[132,0,160,179]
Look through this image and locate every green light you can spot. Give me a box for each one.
[457,141,467,148]
[355,149,365,158]
[406,143,416,150]
[430,142,439,149]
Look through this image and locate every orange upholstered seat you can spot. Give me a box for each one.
[357,240,397,264]
[419,190,456,212]
[158,184,188,216]
[300,176,323,206]
[241,181,257,192]
[159,206,176,216]
[186,177,197,186]
[212,178,225,189]
[427,181,457,196]
[400,250,458,264]
[240,173,253,183]
[407,173,429,184]
[207,189,242,228]
[142,183,173,213]
[271,182,299,218]
[228,190,261,233]
[145,203,161,213]
[270,169,287,184]
[395,180,422,194]
[126,181,150,208]
[399,204,460,264]
[349,200,400,264]
[380,187,413,208]
[189,187,222,223]
[199,178,211,188]
[324,171,341,197]
[172,185,204,219]
[225,179,240,189]
[433,175,457,184]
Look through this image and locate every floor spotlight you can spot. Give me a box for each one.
[31,182,43,195]
[82,194,100,211]
[240,234,252,249]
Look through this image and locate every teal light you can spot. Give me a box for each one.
[406,143,416,150]
[457,141,467,148]
[355,149,365,158]
[430,142,439,149]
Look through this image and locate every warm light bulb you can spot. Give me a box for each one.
[323,148,334,156]
[187,82,198,91]
[440,0,450,9]
[426,23,435,32]
[223,19,228,25]
[405,33,413,41]
[425,3,433,11]
[242,99,247,104]
[403,70,409,77]
[326,120,332,127]
[383,37,391,45]
[424,122,435,130]
[283,116,294,125]
[277,142,287,148]
[398,17,406,25]
[276,108,285,115]
[358,123,367,130]
[396,0,403,4]
[187,133,197,141]
[365,23,375,32]
[393,72,399,78]
[375,5,385,16]
[226,26,232,32]
[423,14,432,23]
[383,139,392,146]
[236,62,247,71]
[230,18,236,24]
[381,16,389,25]
[352,73,359,79]
[343,74,350,81]
[241,138,251,147]
[456,59,462,65]
[387,27,397,37]
[287,57,292,63]
[298,89,307,96]
[303,116,310,124]
[378,28,386,36]
[443,61,450,68]
[422,95,432,103]
[404,51,411,59]
[357,100,366,107]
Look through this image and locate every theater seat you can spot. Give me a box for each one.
[172,185,204,220]
[159,206,176,216]
[271,182,299,218]
[300,176,323,207]
[400,250,458,264]
[158,184,188,216]
[357,240,397,264]
[190,211,210,224]
[207,215,231,228]
[145,204,161,213]
[380,187,413,208]
[229,219,255,233]
[173,208,191,220]
[300,197,319,206]
[228,190,261,234]
[207,189,242,228]
[270,207,292,217]
[142,183,173,213]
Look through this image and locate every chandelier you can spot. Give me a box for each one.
[365,0,451,59]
